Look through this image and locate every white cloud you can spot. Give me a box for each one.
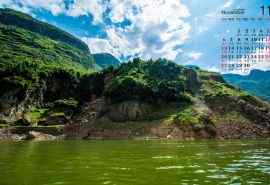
[85,0,191,60]
[193,0,235,36]
[250,56,270,72]
[207,66,220,73]
[223,0,234,8]
[0,0,104,19]
[188,52,203,61]
[0,0,12,7]
[108,0,190,24]
[82,37,122,58]
[66,0,105,24]
[0,0,31,13]
[0,0,66,15]
[0,0,191,61]
[175,51,203,65]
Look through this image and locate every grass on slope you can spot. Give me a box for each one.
[0,24,95,75]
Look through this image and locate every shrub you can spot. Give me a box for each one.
[173,108,203,125]
[155,80,185,101]
[13,119,30,126]
[105,76,153,102]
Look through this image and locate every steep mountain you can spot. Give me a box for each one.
[0,8,96,73]
[0,8,89,52]
[93,53,121,69]
[0,8,97,123]
[223,70,270,102]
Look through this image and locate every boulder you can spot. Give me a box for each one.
[108,101,152,122]
[38,113,69,126]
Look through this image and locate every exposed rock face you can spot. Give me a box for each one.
[0,79,43,123]
[238,100,270,128]
[38,114,70,126]
[29,131,58,141]
[183,69,201,94]
[0,126,65,140]
[0,129,9,140]
[0,80,25,122]
[74,98,106,124]
[63,98,107,139]
[108,101,152,122]
[206,95,270,128]
[216,122,270,139]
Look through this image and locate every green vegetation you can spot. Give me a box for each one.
[202,80,241,98]
[173,108,203,125]
[93,53,121,69]
[25,108,48,124]
[0,8,89,52]
[223,70,270,102]
[0,23,95,74]
[0,8,98,106]
[104,58,191,103]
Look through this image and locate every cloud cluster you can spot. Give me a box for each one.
[99,0,191,60]
[0,0,191,61]
[79,0,192,60]
[66,0,105,24]
[0,0,65,15]
[175,51,203,66]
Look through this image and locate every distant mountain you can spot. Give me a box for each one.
[93,53,120,69]
[223,70,270,102]
[185,65,200,70]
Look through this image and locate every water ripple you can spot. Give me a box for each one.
[156,166,184,170]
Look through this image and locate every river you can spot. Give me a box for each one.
[0,140,269,185]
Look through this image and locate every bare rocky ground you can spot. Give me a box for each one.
[1,97,270,141]
[1,121,269,141]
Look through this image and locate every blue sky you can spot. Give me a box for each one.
[0,0,269,73]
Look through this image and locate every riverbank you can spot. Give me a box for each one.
[0,126,65,141]
[1,118,269,141]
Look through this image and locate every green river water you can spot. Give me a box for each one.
[0,140,269,185]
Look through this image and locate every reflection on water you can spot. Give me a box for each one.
[0,139,269,185]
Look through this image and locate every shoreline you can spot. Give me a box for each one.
[1,121,269,141]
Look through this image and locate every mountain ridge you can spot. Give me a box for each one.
[223,69,270,102]
[0,8,89,52]
[93,53,121,69]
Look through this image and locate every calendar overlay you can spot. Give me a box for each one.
[220,29,270,74]
[219,6,270,74]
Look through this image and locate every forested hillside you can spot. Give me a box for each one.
[223,70,270,102]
